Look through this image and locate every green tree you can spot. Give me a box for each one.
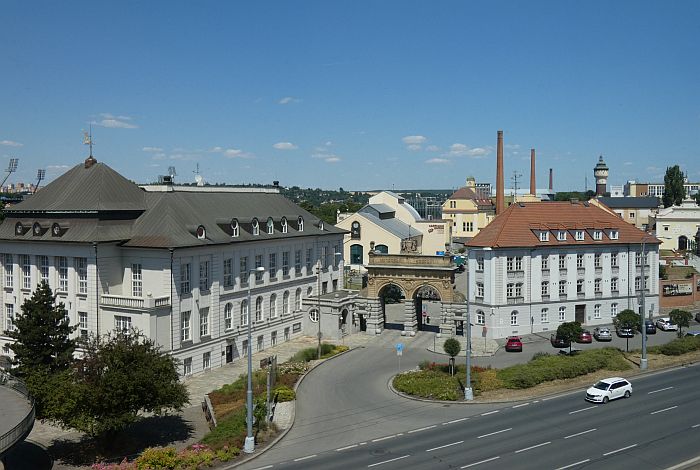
[694,191,700,206]
[443,337,461,376]
[614,309,640,351]
[669,309,692,337]
[556,321,583,354]
[58,330,189,438]
[662,165,686,208]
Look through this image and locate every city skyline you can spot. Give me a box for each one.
[1,1,699,191]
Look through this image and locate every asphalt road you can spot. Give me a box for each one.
[244,364,700,470]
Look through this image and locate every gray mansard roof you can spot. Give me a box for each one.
[597,196,661,210]
[1,160,343,248]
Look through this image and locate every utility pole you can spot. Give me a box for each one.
[511,171,522,204]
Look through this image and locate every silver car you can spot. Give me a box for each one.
[593,327,612,341]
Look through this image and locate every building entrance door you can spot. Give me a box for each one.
[575,305,586,324]
[225,345,233,363]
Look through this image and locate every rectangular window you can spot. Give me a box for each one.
[199,260,210,292]
[257,335,264,352]
[594,304,601,319]
[635,253,642,266]
[609,230,619,240]
[295,250,302,275]
[539,231,549,242]
[577,279,584,294]
[542,256,549,270]
[203,352,211,370]
[510,312,518,326]
[57,256,68,291]
[559,254,566,270]
[38,255,49,284]
[507,257,514,271]
[282,251,290,277]
[322,281,328,295]
[611,277,618,291]
[541,281,549,296]
[477,258,484,271]
[466,222,474,232]
[132,263,143,297]
[506,283,514,298]
[575,230,584,241]
[242,340,249,357]
[21,255,31,290]
[514,283,522,297]
[576,254,584,268]
[79,311,88,339]
[240,257,248,286]
[224,304,232,330]
[635,277,641,291]
[269,253,277,280]
[611,303,618,317]
[515,257,523,270]
[559,306,566,322]
[76,257,88,294]
[559,280,566,295]
[4,254,13,288]
[223,258,233,288]
[541,308,548,323]
[271,331,277,346]
[322,246,328,269]
[595,278,601,292]
[200,308,209,337]
[115,315,131,333]
[182,311,191,342]
[181,263,191,294]
[593,230,602,240]
[594,253,601,268]
[255,255,264,281]
[611,253,618,267]
[476,282,484,297]
[5,304,14,332]
[557,231,567,241]
[183,357,192,376]
[306,248,313,271]
[477,311,485,325]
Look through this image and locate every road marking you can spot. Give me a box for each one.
[481,410,499,416]
[461,456,500,468]
[514,441,551,453]
[666,454,700,470]
[648,386,674,394]
[603,444,637,456]
[446,417,469,425]
[251,466,273,470]
[512,402,530,408]
[692,424,700,428]
[477,428,512,439]
[564,428,596,439]
[367,454,411,468]
[408,425,436,434]
[569,405,597,414]
[650,405,678,415]
[293,454,317,462]
[372,434,399,442]
[336,444,358,451]
[542,394,565,401]
[555,459,590,470]
[360,442,367,445]
[426,440,463,452]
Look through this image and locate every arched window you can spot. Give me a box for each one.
[230,219,239,238]
[375,244,388,254]
[309,309,319,323]
[252,218,260,236]
[281,217,288,234]
[283,291,290,315]
[319,220,324,231]
[240,300,249,325]
[476,310,485,325]
[267,217,274,234]
[295,288,302,311]
[307,286,313,297]
[510,310,518,326]
[269,294,277,318]
[297,216,304,232]
[350,244,363,264]
[255,296,263,322]
[224,302,233,330]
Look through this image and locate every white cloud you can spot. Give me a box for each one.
[0,140,23,147]
[624,161,633,166]
[402,135,427,145]
[325,156,341,163]
[225,148,243,158]
[505,144,520,150]
[142,146,163,152]
[407,144,422,152]
[273,142,298,150]
[426,145,441,152]
[93,115,138,129]
[209,146,224,153]
[447,143,490,158]
[152,153,166,160]
[278,96,301,105]
[468,147,489,157]
[426,158,449,164]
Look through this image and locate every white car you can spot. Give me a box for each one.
[585,377,633,404]
[656,317,678,331]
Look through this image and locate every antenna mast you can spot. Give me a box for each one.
[511,171,523,203]
[83,125,94,157]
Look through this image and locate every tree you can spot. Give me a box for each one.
[694,191,700,206]
[57,330,189,438]
[662,165,686,208]
[669,309,692,337]
[443,337,461,376]
[614,309,640,351]
[556,321,583,355]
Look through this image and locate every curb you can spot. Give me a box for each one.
[222,345,362,469]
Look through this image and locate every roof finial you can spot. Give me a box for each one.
[83,125,97,168]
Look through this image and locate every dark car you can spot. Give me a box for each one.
[505,336,523,352]
[577,330,593,343]
[644,319,656,334]
[617,326,634,338]
[551,334,571,348]
[695,311,700,323]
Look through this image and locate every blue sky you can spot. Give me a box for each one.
[1,1,698,192]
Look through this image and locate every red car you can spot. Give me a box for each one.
[505,336,523,352]
[577,330,593,343]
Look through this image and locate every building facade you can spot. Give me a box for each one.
[651,202,700,251]
[466,201,660,339]
[591,196,661,231]
[441,177,495,243]
[0,158,348,377]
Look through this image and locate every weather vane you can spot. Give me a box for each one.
[82,124,94,157]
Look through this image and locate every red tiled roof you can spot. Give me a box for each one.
[447,187,494,208]
[467,201,660,248]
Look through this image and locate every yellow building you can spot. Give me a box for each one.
[442,177,495,244]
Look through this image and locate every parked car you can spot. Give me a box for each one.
[644,319,657,334]
[505,336,523,352]
[656,317,678,331]
[616,326,634,338]
[593,327,612,342]
[551,334,571,348]
[685,331,700,337]
[585,377,633,404]
[694,311,700,323]
[577,330,593,343]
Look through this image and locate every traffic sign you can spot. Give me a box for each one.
[396,343,404,356]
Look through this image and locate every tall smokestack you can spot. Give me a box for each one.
[496,130,504,215]
[549,168,553,191]
[530,148,536,196]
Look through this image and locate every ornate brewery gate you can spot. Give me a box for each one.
[356,253,466,335]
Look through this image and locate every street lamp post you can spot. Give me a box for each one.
[317,256,322,360]
[640,236,652,370]
[465,252,473,401]
[244,266,265,454]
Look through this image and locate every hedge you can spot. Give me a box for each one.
[393,370,462,401]
[647,336,700,356]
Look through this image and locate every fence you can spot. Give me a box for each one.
[0,370,35,457]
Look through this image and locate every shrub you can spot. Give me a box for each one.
[277,362,309,375]
[393,370,461,400]
[474,368,503,392]
[201,407,247,449]
[215,446,239,462]
[530,351,551,361]
[443,338,461,358]
[657,336,700,355]
[135,446,178,469]
[290,343,343,362]
[274,385,296,402]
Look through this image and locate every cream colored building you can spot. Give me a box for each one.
[651,202,700,251]
[590,197,661,231]
[441,178,495,244]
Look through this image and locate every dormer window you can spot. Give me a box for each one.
[538,231,549,242]
[230,219,239,238]
[319,221,324,231]
[267,217,274,235]
[252,218,260,236]
[575,230,584,241]
[609,229,619,240]
[196,225,206,240]
[297,216,304,232]
[557,231,567,241]
[281,217,288,234]
[593,230,602,241]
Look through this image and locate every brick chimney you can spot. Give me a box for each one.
[496,130,504,215]
[530,148,536,196]
[549,168,553,191]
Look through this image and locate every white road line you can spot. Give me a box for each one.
[447,417,469,424]
[336,444,358,451]
[477,428,512,439]
[569,405,597,414]
[293,454,317,462]
[514,441,551,453]
[692,424,700,428]
[461,456,500,468]
[426,440,464,452]
[512,402,530,408]
[481,410,499,416]
[360,442,367,445]
[564,428,596,439]
[367,454,411,468]
[542,394,564,401]
[650,405,678,415]
[555,459,590,470]
[251,466,273,470]
[408,425,436,434]
[372,434,399,442]
[648,386,674,395]
[603,444,637,456]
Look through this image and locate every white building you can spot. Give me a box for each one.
[466,201,660,339]
[651,202,700,251]
[0,158,349,376]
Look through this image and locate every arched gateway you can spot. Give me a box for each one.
[356,253,466,335]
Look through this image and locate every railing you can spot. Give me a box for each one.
[0,370,35,457]
[101,294,171,310]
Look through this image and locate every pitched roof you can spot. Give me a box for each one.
[356,211,421,239]
[467,201,660,248]
[597,196,660,209]
[447,186,494,208]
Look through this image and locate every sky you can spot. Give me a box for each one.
[1,1,699,192]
